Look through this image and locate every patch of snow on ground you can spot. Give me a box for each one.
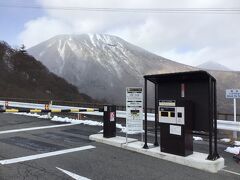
[12,112,50,119]
[11,113,144,134]
[116,123,125,131]
[38,114,51,119]
[225,146,240,154]
[220,138,231,143]
[51,116,103,126]
[193,136,203,141]
[235,141,240,146]
[13,112,40,117]
[51,116,130,133]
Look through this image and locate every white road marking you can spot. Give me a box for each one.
[0,123,78,134]
[222,169,240,176]
[0,145,95,165]
[56,167,91,180]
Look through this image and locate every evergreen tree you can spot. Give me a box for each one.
[20,44,27,54]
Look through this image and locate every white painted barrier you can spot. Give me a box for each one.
[0,100,239,131]
[217,120,240,131]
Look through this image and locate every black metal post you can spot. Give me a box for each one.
[143,78,149,149]
[207,77,213,160]
[154,84,159,146]
[213,80,220,159]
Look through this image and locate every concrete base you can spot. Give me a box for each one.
[89,134,224,173]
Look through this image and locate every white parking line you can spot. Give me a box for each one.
[0,123,78,134]
[0,145,95,165]
[57,167,91,180]
[221,169,240,176]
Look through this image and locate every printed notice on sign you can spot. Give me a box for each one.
[170,125,181,136]
[226,89,240,99]
[126,87,143,134]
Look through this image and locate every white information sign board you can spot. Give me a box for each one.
[126,87,143,134]
[226,89,240,98]
[226,89,239,139]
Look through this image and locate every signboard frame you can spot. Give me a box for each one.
[126,87,143,144]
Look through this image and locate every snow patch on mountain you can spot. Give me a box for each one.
[57,39,65,60]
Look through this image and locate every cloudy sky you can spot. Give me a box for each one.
[0,0,240,70]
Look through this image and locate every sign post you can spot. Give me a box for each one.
[126,87,143,144]
[234,98,237,139]
[226,89,240,139]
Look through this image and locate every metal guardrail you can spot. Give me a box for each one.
[0,108,97,113]
[0,100,239,132]
[1,97,238,117]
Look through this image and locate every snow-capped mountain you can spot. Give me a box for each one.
[27,34,240,113]
[28,34,194,104]
[197,61,231,71]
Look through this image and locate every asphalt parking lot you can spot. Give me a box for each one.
[0,113,239,180]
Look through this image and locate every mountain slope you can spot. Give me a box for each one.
[28,34,194,103]
[0,41,94,102]
[197,61,231,71]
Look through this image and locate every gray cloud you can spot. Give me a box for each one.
[19,0,240,70]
